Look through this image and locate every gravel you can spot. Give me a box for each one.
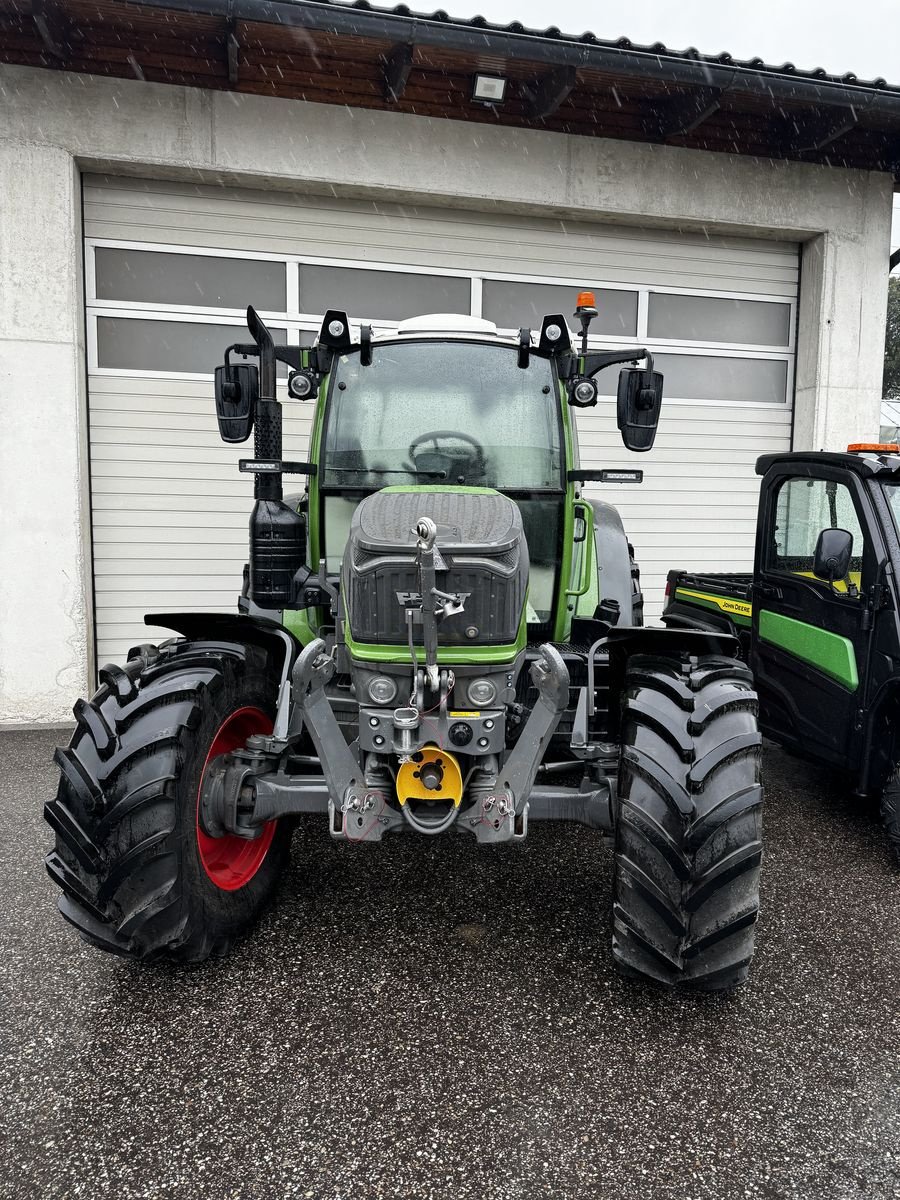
[2,728,899,1199]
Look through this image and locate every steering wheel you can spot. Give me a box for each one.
[407,430,488,479]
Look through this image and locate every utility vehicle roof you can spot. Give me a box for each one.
[756,451,900,478]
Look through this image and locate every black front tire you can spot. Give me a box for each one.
[45,638,292,962]
[612,653,763,991]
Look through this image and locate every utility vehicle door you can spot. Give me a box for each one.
[750,464,877,767]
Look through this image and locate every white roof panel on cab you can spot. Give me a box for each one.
[395,313,499,336]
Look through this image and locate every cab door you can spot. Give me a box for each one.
[750,469,875,767]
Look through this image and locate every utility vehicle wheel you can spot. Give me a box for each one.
[612,653,763,991]
[45,639,291,962]
[879,767,900,867]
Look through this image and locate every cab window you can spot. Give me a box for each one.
[321,341,562,491]
[768,477,866,595]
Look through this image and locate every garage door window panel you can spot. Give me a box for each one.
[299,265,470,322]
[95,248,287,312]
[645,353,787,404]
[96,317,288,375]
[648,292,791,347]
[483,280,638,337]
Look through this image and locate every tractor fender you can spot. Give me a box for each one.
[589,500,634,624]
[143,611,301,693]
[602,625,741,740]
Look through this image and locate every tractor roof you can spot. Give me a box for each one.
[396,313,500,337]
[370,312,575,346]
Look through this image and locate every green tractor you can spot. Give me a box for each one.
[46,295,763,991]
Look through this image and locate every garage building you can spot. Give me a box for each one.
[0,0,897,722]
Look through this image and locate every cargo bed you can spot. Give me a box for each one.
[662,569,754,653]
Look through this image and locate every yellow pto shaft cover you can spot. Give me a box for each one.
[396,746,463,807]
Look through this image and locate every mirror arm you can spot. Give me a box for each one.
[583,347,650,377]
[225,342,303,371]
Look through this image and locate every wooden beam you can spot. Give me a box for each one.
[524,65,577,120]
[226,20,240,88]
[647,87,722,139]
[382,43,413,104]
[31,0,70,61]
[788,109,858,153]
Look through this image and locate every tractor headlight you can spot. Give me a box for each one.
[572,378,599,407]
[287,369,316,400]
[467,678,496,707]
[367,676,398,705]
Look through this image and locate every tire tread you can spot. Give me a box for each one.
[612,652,763,990]
[46,638,289,962]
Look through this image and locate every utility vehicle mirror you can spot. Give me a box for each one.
[617,368,663,452]
[214,363,258,443]
[813,527,853,584]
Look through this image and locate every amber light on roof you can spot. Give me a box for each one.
[576,291,596,309]
[848,442,900,452]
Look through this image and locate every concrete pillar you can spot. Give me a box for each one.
[793,174,892,452]
[0,140,91,723]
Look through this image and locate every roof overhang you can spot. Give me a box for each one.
[2,0,900,178]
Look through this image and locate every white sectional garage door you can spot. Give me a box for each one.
[83,174,797,666]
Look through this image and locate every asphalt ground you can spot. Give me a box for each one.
[1,728,899,1200]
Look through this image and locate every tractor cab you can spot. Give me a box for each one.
[221,300,664,644]
[314,320,567,632]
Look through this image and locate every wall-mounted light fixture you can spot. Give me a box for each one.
[472,74,507,104]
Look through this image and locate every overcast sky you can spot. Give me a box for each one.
[461,0,898,81]
[447,0,900,248]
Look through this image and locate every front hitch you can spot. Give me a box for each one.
[463,644,571,844]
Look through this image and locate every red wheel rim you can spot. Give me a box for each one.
[196,706,276,891]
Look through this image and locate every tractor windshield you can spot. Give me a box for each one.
[321,340,562,490]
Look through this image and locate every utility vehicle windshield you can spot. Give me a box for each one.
[880,481,900,542]
[321,340,562,489]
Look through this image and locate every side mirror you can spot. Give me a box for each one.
[617,368,663,452]
[813,527,853,584]
[214,363,258,443]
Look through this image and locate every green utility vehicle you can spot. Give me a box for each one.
[663,444,900,861]
[46,296,764,991]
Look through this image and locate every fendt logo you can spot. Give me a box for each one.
[396,591,471,606]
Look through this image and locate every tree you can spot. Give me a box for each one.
[884,276,900,401]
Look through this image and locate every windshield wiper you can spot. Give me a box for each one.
[327,467,448,478]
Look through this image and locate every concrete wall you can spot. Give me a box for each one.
[0,139,91,725]
[0,63,893,722]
